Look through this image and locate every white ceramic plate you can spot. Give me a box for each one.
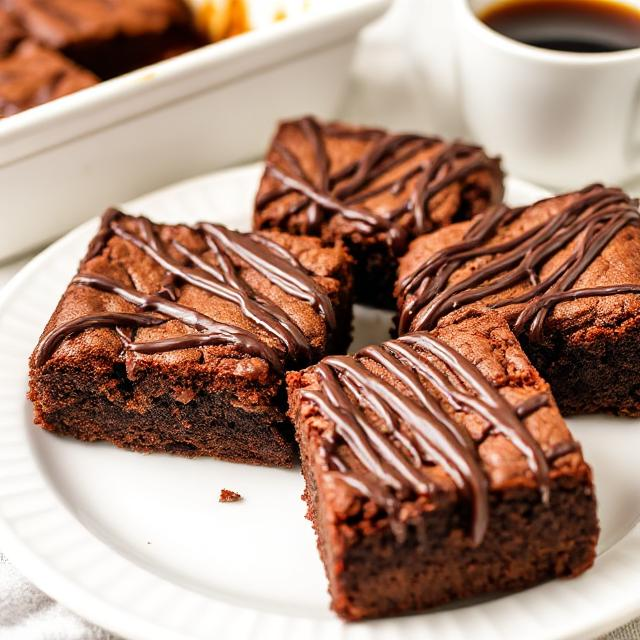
[1,164,639,640]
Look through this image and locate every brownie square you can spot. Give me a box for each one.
[396,184,640,416]
[253,117,504,308]
[5,0,204,78]
[287,309,598,620]
[0,7,26,56]
[0,40,97,116]
[29,209,353,467]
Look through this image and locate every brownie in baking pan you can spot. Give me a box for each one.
[253,116,504,308]
[0,7,26,56]
[0,40,98,116]
[287,309,598,620]
[29,209,353,467]
[4,0,205,78]
[396,184,640,415]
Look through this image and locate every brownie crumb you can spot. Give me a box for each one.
[219,489,242,503]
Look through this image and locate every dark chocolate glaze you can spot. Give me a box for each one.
[68,273,284,372]
[256,117,503,255]
[35,312,166,366]
[398,185,640,339]
[199,223,336,332]
[111,218,312,363]
[546,440,581,463]
[515,393,550,419]
[301,332,552,545]
[37,209,339,370]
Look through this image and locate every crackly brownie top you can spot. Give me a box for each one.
[32,209,348,387]
[0,8,26,56]
[5,0,191,49]
[0,40,98,116]
[397,184,640,341]
[289,310,588,543]
[254,117,504,255]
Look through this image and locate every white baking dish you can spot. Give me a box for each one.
[0,0,391,261]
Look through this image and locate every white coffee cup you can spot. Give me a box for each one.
[453,0,640,190]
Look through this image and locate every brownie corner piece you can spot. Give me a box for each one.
[253,116,503,308]
[0,40,98,116]
[287,309,598,620]
[29,209,354,467]
[396,184,640,416]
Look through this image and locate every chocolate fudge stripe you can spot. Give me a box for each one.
[116,331,271,356]
[515,393,550,419]
[398,333,550,501]
[111,219,311,363]
[264,164,409,254]
[546,440,581,463]
[258,117,502,254]
[399,185,640,338]
[199,223,336,332]
[513,284,640,337]
[67,273,283,372]
[35,312,166,366]
[306,337,559,544]
[334,135,434,203]
[301,116,331,231]
[39,208,343,370]
[360,343,476,452]
[83,207,121,262]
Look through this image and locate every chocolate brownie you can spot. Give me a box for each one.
[0,8,25,56]
[0,40,97,116]
[4,0,204,78]
[287,309,598,620]
[253,116,504,308]
[29,209,353,467]
[397,184,640,416]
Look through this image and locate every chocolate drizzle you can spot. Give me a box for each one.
[398,185,640,338]
[35,210,338,370]
[256,117,503,255]
[301,332,554,545]
[35,312,166,366]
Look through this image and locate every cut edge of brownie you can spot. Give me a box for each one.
[303,459,596,621]
[29,346,297,466]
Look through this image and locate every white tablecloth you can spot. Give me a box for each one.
[1,3,639,638]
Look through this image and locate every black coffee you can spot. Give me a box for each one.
[481,0,640,52]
